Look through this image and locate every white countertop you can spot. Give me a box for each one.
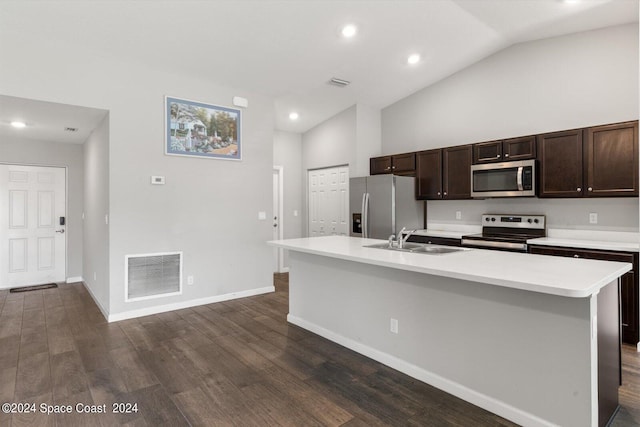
[268,235,631,298]
[527,229,640,252]
[415,226,640,252]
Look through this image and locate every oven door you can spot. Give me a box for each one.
[471,160,536,198]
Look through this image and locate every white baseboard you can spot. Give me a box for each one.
[287,314,555,427]
[66,276,83,284]
[81,281,110,321]
[108,286,275,322]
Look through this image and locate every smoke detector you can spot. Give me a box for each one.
[328,77,350,87]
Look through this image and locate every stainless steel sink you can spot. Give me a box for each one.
[410,246,465,254]
[364,242,468,255]
[364,242,424,251]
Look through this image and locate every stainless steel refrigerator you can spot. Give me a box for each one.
[349,175,424,239]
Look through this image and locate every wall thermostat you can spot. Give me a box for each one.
[151,176,165,185]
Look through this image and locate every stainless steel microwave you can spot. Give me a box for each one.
[470,159,536,198]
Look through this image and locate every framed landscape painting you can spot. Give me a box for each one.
[165,96,242,160]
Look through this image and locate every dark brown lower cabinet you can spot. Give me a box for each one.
[406,235,461,247]
[529,245,639,346]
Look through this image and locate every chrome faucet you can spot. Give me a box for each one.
[395,227,416,249]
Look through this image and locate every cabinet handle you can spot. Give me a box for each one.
[443,192,447,196]
[392,166,396,169]
[577,187,582,192]
[385,167,391,170]
[504,153,509,158]
[437,192,441,196]
[588,187,593,191]
[573,254,580,258]
[496,155,501,158]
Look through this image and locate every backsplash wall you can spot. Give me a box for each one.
[427,198,639,232]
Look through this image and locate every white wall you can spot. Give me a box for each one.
[381,24,639,231]
[274,130,303,267]
[0,136,85,279]
[355,104,382,178]
[301,106,356,236]
[1,28,275,318]
[300,104,382,236]
[83,115,110,314]
[303,105,357,172]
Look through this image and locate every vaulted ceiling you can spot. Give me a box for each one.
[0,0,637,139]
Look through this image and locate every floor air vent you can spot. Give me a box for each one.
[125,252,182,301]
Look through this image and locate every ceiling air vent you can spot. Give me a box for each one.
[328,77,350,87]
[64,127,78,132]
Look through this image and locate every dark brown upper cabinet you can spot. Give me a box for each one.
[415,149,442,199]
[473,136,536,164]
[584,121,638,197]
[537,129,584,198]
[370,152,416,176]
[473,140,503,163]
[538,121,639,198]
[416,145,471,200]
[443,145,472,199]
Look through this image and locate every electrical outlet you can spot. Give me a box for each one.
[390,318,399,334]
[93,272,97,281]
[187,275,194,285]
[589,213,598,224]
[455,211,462,220]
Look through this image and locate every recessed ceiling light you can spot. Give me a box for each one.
[289,112,299,121]
[407,54,421,65]
[341,24,357,38]
[11,121,26,128]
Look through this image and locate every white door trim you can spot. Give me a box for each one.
[273,166,285,273]
[1,162,70,285]
[0,163,68,288]
[307,164,349,238]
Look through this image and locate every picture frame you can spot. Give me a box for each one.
[165,96,242,160]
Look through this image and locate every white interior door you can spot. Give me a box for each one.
[0,165,66,288]
[308,166,349,237]
[272,166,284,272]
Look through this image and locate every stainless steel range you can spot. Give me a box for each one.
[461,214,546,252]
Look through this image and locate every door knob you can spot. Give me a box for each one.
[55,229,65,233]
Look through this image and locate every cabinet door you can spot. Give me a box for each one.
[472,140,502,164]
[370,156,392,175]
[537,129,583,198]
[415,149,442,200]
[405,235,461,247]
[529,245,639,345]
[391,152,416,175]
[585,121,638,197]
[443,145,472,199]
[621,269,638,344]
[503,135,536,161]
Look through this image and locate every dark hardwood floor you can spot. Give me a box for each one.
[0,274,639,426]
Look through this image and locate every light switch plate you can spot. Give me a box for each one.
[589,213,598,224]
[258,211,267,220]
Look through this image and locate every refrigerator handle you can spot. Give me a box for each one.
[362,193,370,238]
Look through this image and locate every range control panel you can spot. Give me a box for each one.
[481,214,546,230]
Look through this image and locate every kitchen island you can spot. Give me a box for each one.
[268,235,632,427]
